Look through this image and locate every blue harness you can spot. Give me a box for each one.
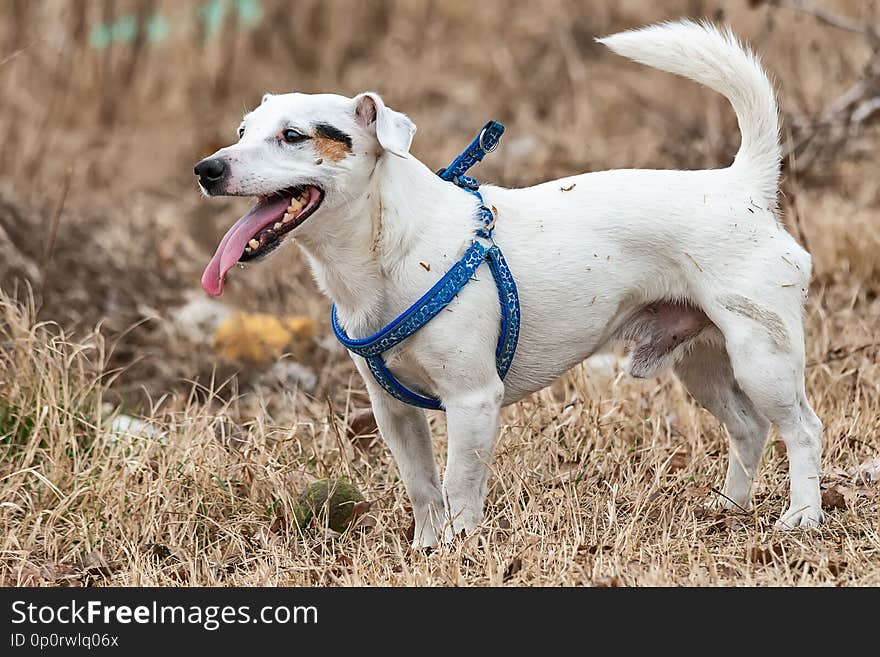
[331,121,520,410]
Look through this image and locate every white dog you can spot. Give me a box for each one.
[195,21,823,547]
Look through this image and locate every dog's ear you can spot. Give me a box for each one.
[354,92,416,157]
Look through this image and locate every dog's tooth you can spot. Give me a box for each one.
[288,200,302,213]
[248,239,260,250]
[274,222,283,230]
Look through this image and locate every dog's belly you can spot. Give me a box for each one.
[491,261,661,404]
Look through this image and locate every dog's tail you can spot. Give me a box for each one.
[598,20,780,205]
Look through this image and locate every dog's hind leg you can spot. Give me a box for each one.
[355,360,445,548]
[706,294,823,529]
[674,332,770,511]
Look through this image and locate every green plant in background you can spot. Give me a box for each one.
[202,0,263,37]
[0,402,34,446]
[88,0,263,50]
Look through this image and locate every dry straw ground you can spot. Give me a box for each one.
[0,0,878,586]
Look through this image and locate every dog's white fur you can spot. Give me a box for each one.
[202,21,823,546]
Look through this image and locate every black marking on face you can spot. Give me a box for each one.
[314,123,353,149]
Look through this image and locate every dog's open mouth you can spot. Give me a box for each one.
[201,185,324,296]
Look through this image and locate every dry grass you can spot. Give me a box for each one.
[1,0,879,586]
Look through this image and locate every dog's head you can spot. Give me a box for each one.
[195,91,416,296]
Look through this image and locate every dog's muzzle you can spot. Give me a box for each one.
[194,157,227,193]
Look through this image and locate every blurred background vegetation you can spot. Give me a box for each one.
[0,0,877,406]
[1,0,879,588]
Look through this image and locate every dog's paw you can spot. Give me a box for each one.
[410,519,445,550]
[440,511,482,544]
[774,505,824,530]
[411,533,440,550]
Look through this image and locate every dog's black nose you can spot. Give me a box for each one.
[194,158,226,185]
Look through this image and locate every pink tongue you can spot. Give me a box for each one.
[201,196,290,296]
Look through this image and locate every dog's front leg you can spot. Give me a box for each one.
[442,380,504,539]
[355,360,445,548]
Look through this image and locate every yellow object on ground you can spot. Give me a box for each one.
[213,312,316,364]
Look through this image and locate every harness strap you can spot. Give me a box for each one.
[332,241,488,359]
[331,121,520,410]
[486,244,520,379]
[438,121,504,240]
[437,121,504,184]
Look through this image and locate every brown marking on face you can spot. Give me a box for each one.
[313,136,351,162]
[312,123,353,162]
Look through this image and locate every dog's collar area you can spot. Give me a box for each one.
[436,121,505,240]
[331,121,520,410]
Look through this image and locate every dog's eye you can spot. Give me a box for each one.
[282,128,308,144]
[238,126,245,139]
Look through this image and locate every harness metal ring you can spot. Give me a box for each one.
[478,128,498,153]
